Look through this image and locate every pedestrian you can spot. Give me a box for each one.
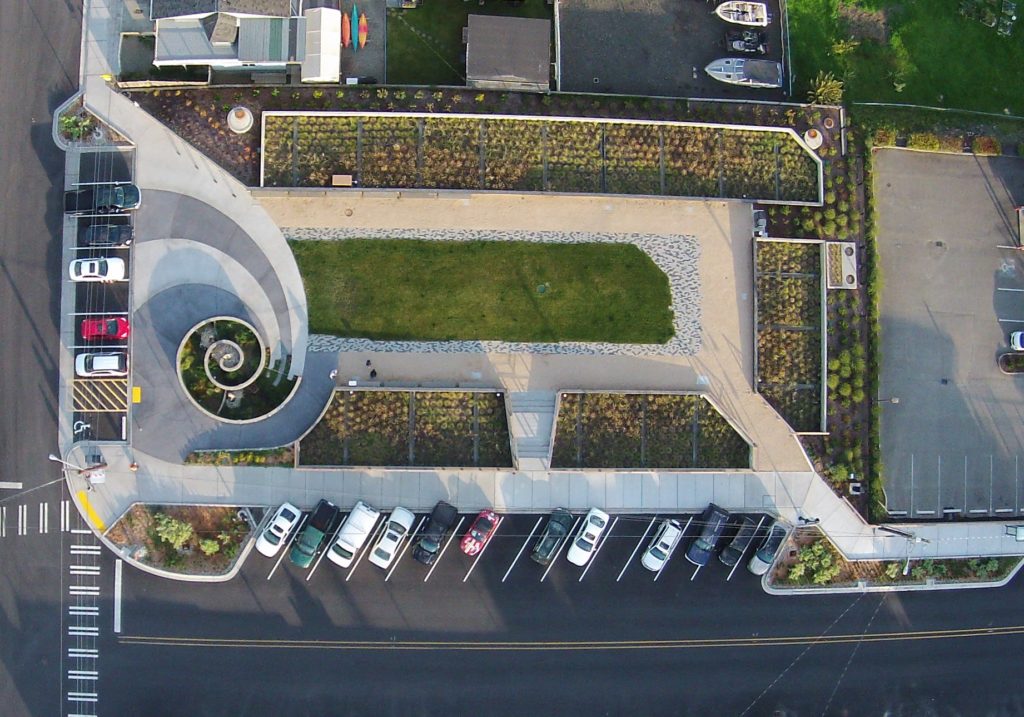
[329,369,338,380]
[370,369,377,379]
[366,359,372,367]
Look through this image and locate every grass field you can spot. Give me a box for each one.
[385,0,551,86]
[291,239,674,343]
[789,0,1024,115]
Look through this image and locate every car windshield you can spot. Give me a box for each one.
[280,508,297,522]
[93,260,107,274]
[590,515,606,529]
[649,546,667,561]
[475,518,494,534]
[264,529,282,546]
[575,536,594,552]
[105,320,119,333]
[694,537,714,552]
[388,521,406,535]
[420,538,438,553]
[374,547,390,560]
[332,544,354,559]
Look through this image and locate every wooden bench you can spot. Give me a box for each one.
[331,174,354,187]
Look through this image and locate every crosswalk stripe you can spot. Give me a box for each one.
[69,586,100,595]
[69,606,100,616]
[70,566,101,575]
[70,545,102,555]
[67,648,98,658]
[66,692,98,702]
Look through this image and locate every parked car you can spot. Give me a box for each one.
[1011,331,1024,352]
[460,509,499,556]
[685,504,730,566]
[530,508,574,565]
[69,257,125,282]
[718,517,759,567]
[289,499,340,568]
[413,500,459,566]
[74,352,128,377]
[80,316,130,340]
[566,507,610,567]
[641,518,683,572]
[368,506,416,570]
[255,502,302,558]
[81,223,134,247]
[748,522,787,576]
[64,184,141,213]
[327,501,381,568]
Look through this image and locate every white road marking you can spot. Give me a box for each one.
[67,692,98,703]
[70,585,100,596]
[69,606,99,616]
[67,670,98,680]
[346,516,385,582]
[690,564,703,581]
[70,528,92,535]
[654,516,690,582]
[267,514,307,580]
[70,545,102,555]
[727,516,764,582]
[70,565,101,575]
[18,505,26,536]
[1,506,5,537]
[424,516,464,583]
[998,318,1024,323]
[579,516,618,582]
[68,626,99,636]
[0,481,22,489]
[114,559,123,633]
[385,515,426,582]
[61,500,70,532]
[997,286,1024,292]
[618,516,657,582]
[67,648,98,659]
[307,515,348,582]
[502,516,542,583]
[464,515,503,583]
[40,502,48,533]
[541,516,580,582]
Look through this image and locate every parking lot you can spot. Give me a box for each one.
[67,150,138,442]
[558,0,785,99]
[876,149,1024,518]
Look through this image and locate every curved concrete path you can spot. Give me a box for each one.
[131,284,336,462]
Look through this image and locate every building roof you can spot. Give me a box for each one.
[201,12,238,44]
[150,0,295,21]
[466,15,550,90]
[155,18,239,62]
[300,8,341,83]
[154,14,304,64]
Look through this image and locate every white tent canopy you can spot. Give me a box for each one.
[301,7,341,83]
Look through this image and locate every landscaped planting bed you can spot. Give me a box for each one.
[299,390,512,467]
[755,241,823,433]
[291,239,674,343]
[261,113,819,202]
[551,393,750,469]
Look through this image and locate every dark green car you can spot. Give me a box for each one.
[530,508,574,565]
[289,499,339,568]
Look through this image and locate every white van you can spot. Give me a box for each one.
[326,501,381,568]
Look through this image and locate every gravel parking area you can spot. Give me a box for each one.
[558,0,785,99]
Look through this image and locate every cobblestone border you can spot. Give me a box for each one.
[284,227,702,357]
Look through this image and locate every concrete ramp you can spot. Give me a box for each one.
[508,391,557,471]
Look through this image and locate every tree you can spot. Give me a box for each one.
[154,513,194,550]
[807,71,844,105]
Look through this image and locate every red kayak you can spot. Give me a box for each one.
[342,12,351,48]
[358,13,368,48]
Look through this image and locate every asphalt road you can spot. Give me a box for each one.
[0,0,83,715]
[97,512,1024,716]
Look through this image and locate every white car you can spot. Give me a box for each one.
[1011,331,1024,352]
[327,500,381,568]
[368,506,415,569]
[255,502,302,558]
[69,257,125,282]
[641,518,683,572]
[566,507,610,567]
[74,352,128,377]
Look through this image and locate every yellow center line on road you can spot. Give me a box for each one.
[118,624,1024,652]
[76,490,106,532]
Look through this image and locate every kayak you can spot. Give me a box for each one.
[351,4,359,52]
[358,12,368,48]
[342,11,351,48]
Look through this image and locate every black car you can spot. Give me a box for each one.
[718,516,758,567]
[685,503,730,566]
[725,29,769,55]
[530,508,574,565]
[82,224,134,247]
[64,183,141,214]
[412,500,459,565]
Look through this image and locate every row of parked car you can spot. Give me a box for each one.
[255,500,788,577]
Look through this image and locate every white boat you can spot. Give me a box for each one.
[704,57,783,88]
[714,1,770,26]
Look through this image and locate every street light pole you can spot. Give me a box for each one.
[877,397,900,404]
[48,453,107,475]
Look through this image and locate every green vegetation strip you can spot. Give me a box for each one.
[291,239,674,344]
[551,393,750,469]
[299,390,512,468]
[263,114,819,202]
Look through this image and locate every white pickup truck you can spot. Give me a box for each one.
[326,501,381,568]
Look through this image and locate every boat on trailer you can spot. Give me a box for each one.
[714,1,770,27]
[704,57,782,88]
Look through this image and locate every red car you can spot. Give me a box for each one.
[460,510,499,556]
[81,317,130,340]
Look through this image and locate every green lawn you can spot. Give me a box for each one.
[386,0,552,86]
[291,239,674,343]
[789,0,1024,115]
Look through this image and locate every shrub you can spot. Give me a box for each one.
[938,134,964,153]
[154,513,193,550]
[807,71,844,105]
[884,561,902,580]
[199,538,221,556]
[971,135,1001,156]
[907,132,940,151]
[789,539,843,585]
[873,126,897,146]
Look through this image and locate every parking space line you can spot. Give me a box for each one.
[40,502,48,533]
[464,515,503,583]
[617,516,657,582]
[690,564,702,581]
[61,500,70,532]
[306,515,347,582]
[502,516,542,583]
[424,516,464,583]
[1,506,5,537]
[579,516,618,583]
[654,516,691,582]
[727,516,764,581]
[346,516,386,582]
[998,318,1024,323]
[386,516,426,582]
[541,516,580,582]
[114,559,123,633]
[267,514,306,581]
[997,287,1024,292]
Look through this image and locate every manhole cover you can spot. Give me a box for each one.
[536,283,549,295]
